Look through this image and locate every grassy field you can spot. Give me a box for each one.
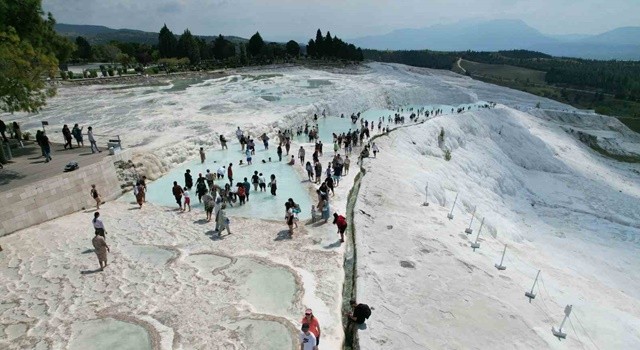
[455,60,640,133]
[459,59,547,85]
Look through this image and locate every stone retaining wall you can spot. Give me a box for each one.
[0,151,130,236]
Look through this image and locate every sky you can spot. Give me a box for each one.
[43,0,640,40]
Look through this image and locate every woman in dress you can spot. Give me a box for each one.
[92,230,110,271]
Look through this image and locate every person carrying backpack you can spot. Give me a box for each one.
[347,299,371,325]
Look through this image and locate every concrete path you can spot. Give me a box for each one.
[0,141,111,190]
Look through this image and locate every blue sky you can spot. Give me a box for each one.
[44,0,640,40]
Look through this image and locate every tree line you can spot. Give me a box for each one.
[363,49,640,102]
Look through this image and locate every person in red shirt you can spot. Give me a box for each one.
[333,213,348,243]
[301,308,321,346]
[227,163,233,185]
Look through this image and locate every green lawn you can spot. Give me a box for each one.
[459,59,547,85]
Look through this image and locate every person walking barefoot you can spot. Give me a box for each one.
[92,230,110,271]
[333,213,347,243]
[172,181,184,211]
[90,184,102,209]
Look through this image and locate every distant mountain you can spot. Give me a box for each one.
[54,23,248,45]
[351,20,640,60]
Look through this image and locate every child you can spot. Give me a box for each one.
[183,187,191,211]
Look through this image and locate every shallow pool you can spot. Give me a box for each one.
[69,318,152,350]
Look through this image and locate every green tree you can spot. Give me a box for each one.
[247,32,265,57]
[324,31,333,57]
[102,44,121,63]
[213,35,235,60]
[286,40,300,57]
[0,0,70,113]
[306,39,316,58]
[315,29,324,58]
[238,43,248,65]
[158,24,177,58]
[177,29,200,64]
[74,36,92,60]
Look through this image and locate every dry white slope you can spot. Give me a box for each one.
[354,105,640,349]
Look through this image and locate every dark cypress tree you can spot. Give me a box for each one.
[315,29,324,58]
[324,31,333,58]
[247,32,265,57]
[307,39,316,58]
[177,29,200,64]
[213,35,235,60]
[158,24,177,58]
[74,36,92,60]
[238,43,248,65]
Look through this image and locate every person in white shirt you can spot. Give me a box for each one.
[235,127,243,141]
[300,324,317,350]
[87,126,101,153]
[216,166,226,180]
[92,212,106,237]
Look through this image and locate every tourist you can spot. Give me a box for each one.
[288,155,295,165]
[138,176,147,202]
[204,169,214,189]
[301,309,321,346]
[243,177,251,202]
[87,126,100,153]
[258,173,266,192]
[300,324,317,350]
[277,145,283,161]
[172,181,184,211]
[314,161,322,184]
[202,190,214,221]
[235,126,243,141]
[185,169,193,190]
[346,299,371,325]
[298,146,305,163]
[134,181,144,208]
[35,130,45,157]
[245,148,252,165]
[219,134,228,149]
[92,230,110,271]
[269,174,277,196]
[90,184,102,210]
[12,122,23,148]
[288,198,300,228]
[344,156,350,175]
[285,139,291,155]
[372,142,379,157]
[227,163,234,184]
[261,133,270,149]
[199,147,206,164]
[42,132,52,162]
[325,176,335,196]
[251,171,260,191]
[196,175,208,203]
[237,183,246,205]
[72,123,84,147]
[216,166,225,180]
[0,119,7,142]
[305,161,314,182]
[285,202,295,236]
[321,197,331,223]
[333,213,347,243]
[215,204,231,236]
[333,162,342,187]
[92,212,106,237]
[62,124,73,149]
[183,187,191,211]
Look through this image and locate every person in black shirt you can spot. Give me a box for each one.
[347,299,371,324]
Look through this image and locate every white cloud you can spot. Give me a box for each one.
[43,0,640,39]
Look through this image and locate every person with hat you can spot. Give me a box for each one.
[301,308,321,346]
[300,323,317,350]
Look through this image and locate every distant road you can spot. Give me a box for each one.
[455,58,466,74]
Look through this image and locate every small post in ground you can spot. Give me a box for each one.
[470,217,484,250]
[525,270,541,302]
[552,305,572,340]
[465,206,476,234]
[447,193,458,220]
[422,182,429,206]
[495,244,507,270]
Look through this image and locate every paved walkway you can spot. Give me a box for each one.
[0,141,110,190]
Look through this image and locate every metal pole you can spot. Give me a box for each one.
[495,244,507,270]
[471,218,483,250]
[525,270,541,301]
[447,193,458,219]
[423,183,429,206]
[465,206,476,234]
